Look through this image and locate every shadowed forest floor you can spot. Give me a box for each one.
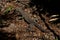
[0,0,60,40]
